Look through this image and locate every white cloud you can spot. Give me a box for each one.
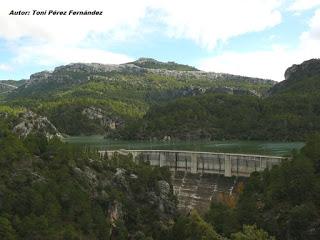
[199,46,291,81]
[0,0,287,77]
[289,0,320,11]
[12,44,133,66]
[199,8,320,81]
[0,0,150,44]
[0,63,12,71]
[152,0,282,49]
[301,8,320,40]
[1,0,283,49]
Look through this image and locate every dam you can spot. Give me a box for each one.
[100,149,286,211]
[99,149,285,177]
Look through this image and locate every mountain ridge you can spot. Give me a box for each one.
[118,58,320,141]
[3,58,276,135]
[9,58,276,85]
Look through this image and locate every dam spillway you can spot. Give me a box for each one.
[100,149,285,177]
[100,149,286,211]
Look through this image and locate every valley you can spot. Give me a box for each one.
[1,58,320,239]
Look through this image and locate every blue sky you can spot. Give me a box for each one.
[1,0,320,81]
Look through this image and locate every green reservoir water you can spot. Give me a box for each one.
[63,135,305,156]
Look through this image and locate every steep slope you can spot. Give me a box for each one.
[0,115,279,239]
[0,82,17,94]
[0,80,26,93]
[269,58,320,95]
[0,105,61,139]
[121,59,320,141]
[0,79,27,87]
[6,59,275,135]
[0,80,26,99]
[0,117,178,239]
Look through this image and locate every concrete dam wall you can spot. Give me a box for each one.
[100,150,285,177]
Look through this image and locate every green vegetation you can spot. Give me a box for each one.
[269,59,320,95]
[0,117,286,239]
[1,59,320,239]
[0,80,25,96]
[1,99,320,239]
[112,59,320,142]
[0,80,26,87]
[4,61,274,135]
[0,118,177,239]
[3,58,319,141]
[0,105,25,116]
[202,134,320,239]
[130,58,199,71]
[120,92,320,141]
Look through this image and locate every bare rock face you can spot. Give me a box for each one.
[269,58,320,95]
[284,58,320,81]
[22,60,275,88]
[27,71,53,87]
[0,83,16,93]
[81,106,122,130]
[30,71,52,81]
[113,168,130,192]
[54,62,142,74]
[12,110,62,139]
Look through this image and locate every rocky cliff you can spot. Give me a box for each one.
[0,109,62,139]
[284,58,320,81]
[269,58,320,95]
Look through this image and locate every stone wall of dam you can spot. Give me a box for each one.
[100,149,285,177]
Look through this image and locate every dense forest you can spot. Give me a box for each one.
[204,134,320,239]
[119,92,320,141]
[1,58,320,239]
[117,59,320,141]
[0,114,177,239]
[1,111,320,239]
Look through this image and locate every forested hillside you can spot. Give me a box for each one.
[119,59,320,141]
[0,112,279,240]
[3,58,274,136]
[121,92,320,141]
[0,112,177,239]
[1,110,320,239]
[203,134,320,240]
[4,58,320,141]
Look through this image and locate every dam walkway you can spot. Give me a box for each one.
[99,149,286,177]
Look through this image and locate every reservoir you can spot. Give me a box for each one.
[63,135,304,156]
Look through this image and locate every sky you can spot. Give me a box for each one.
[0,0,320,81]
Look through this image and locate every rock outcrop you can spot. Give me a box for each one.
[20,59,275,88]
[0,82,17,93]
[269,58,320,95]
[81,106,122,130]
[12,110,62,139]
[131,57,199,71]
[284,58,320,81]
